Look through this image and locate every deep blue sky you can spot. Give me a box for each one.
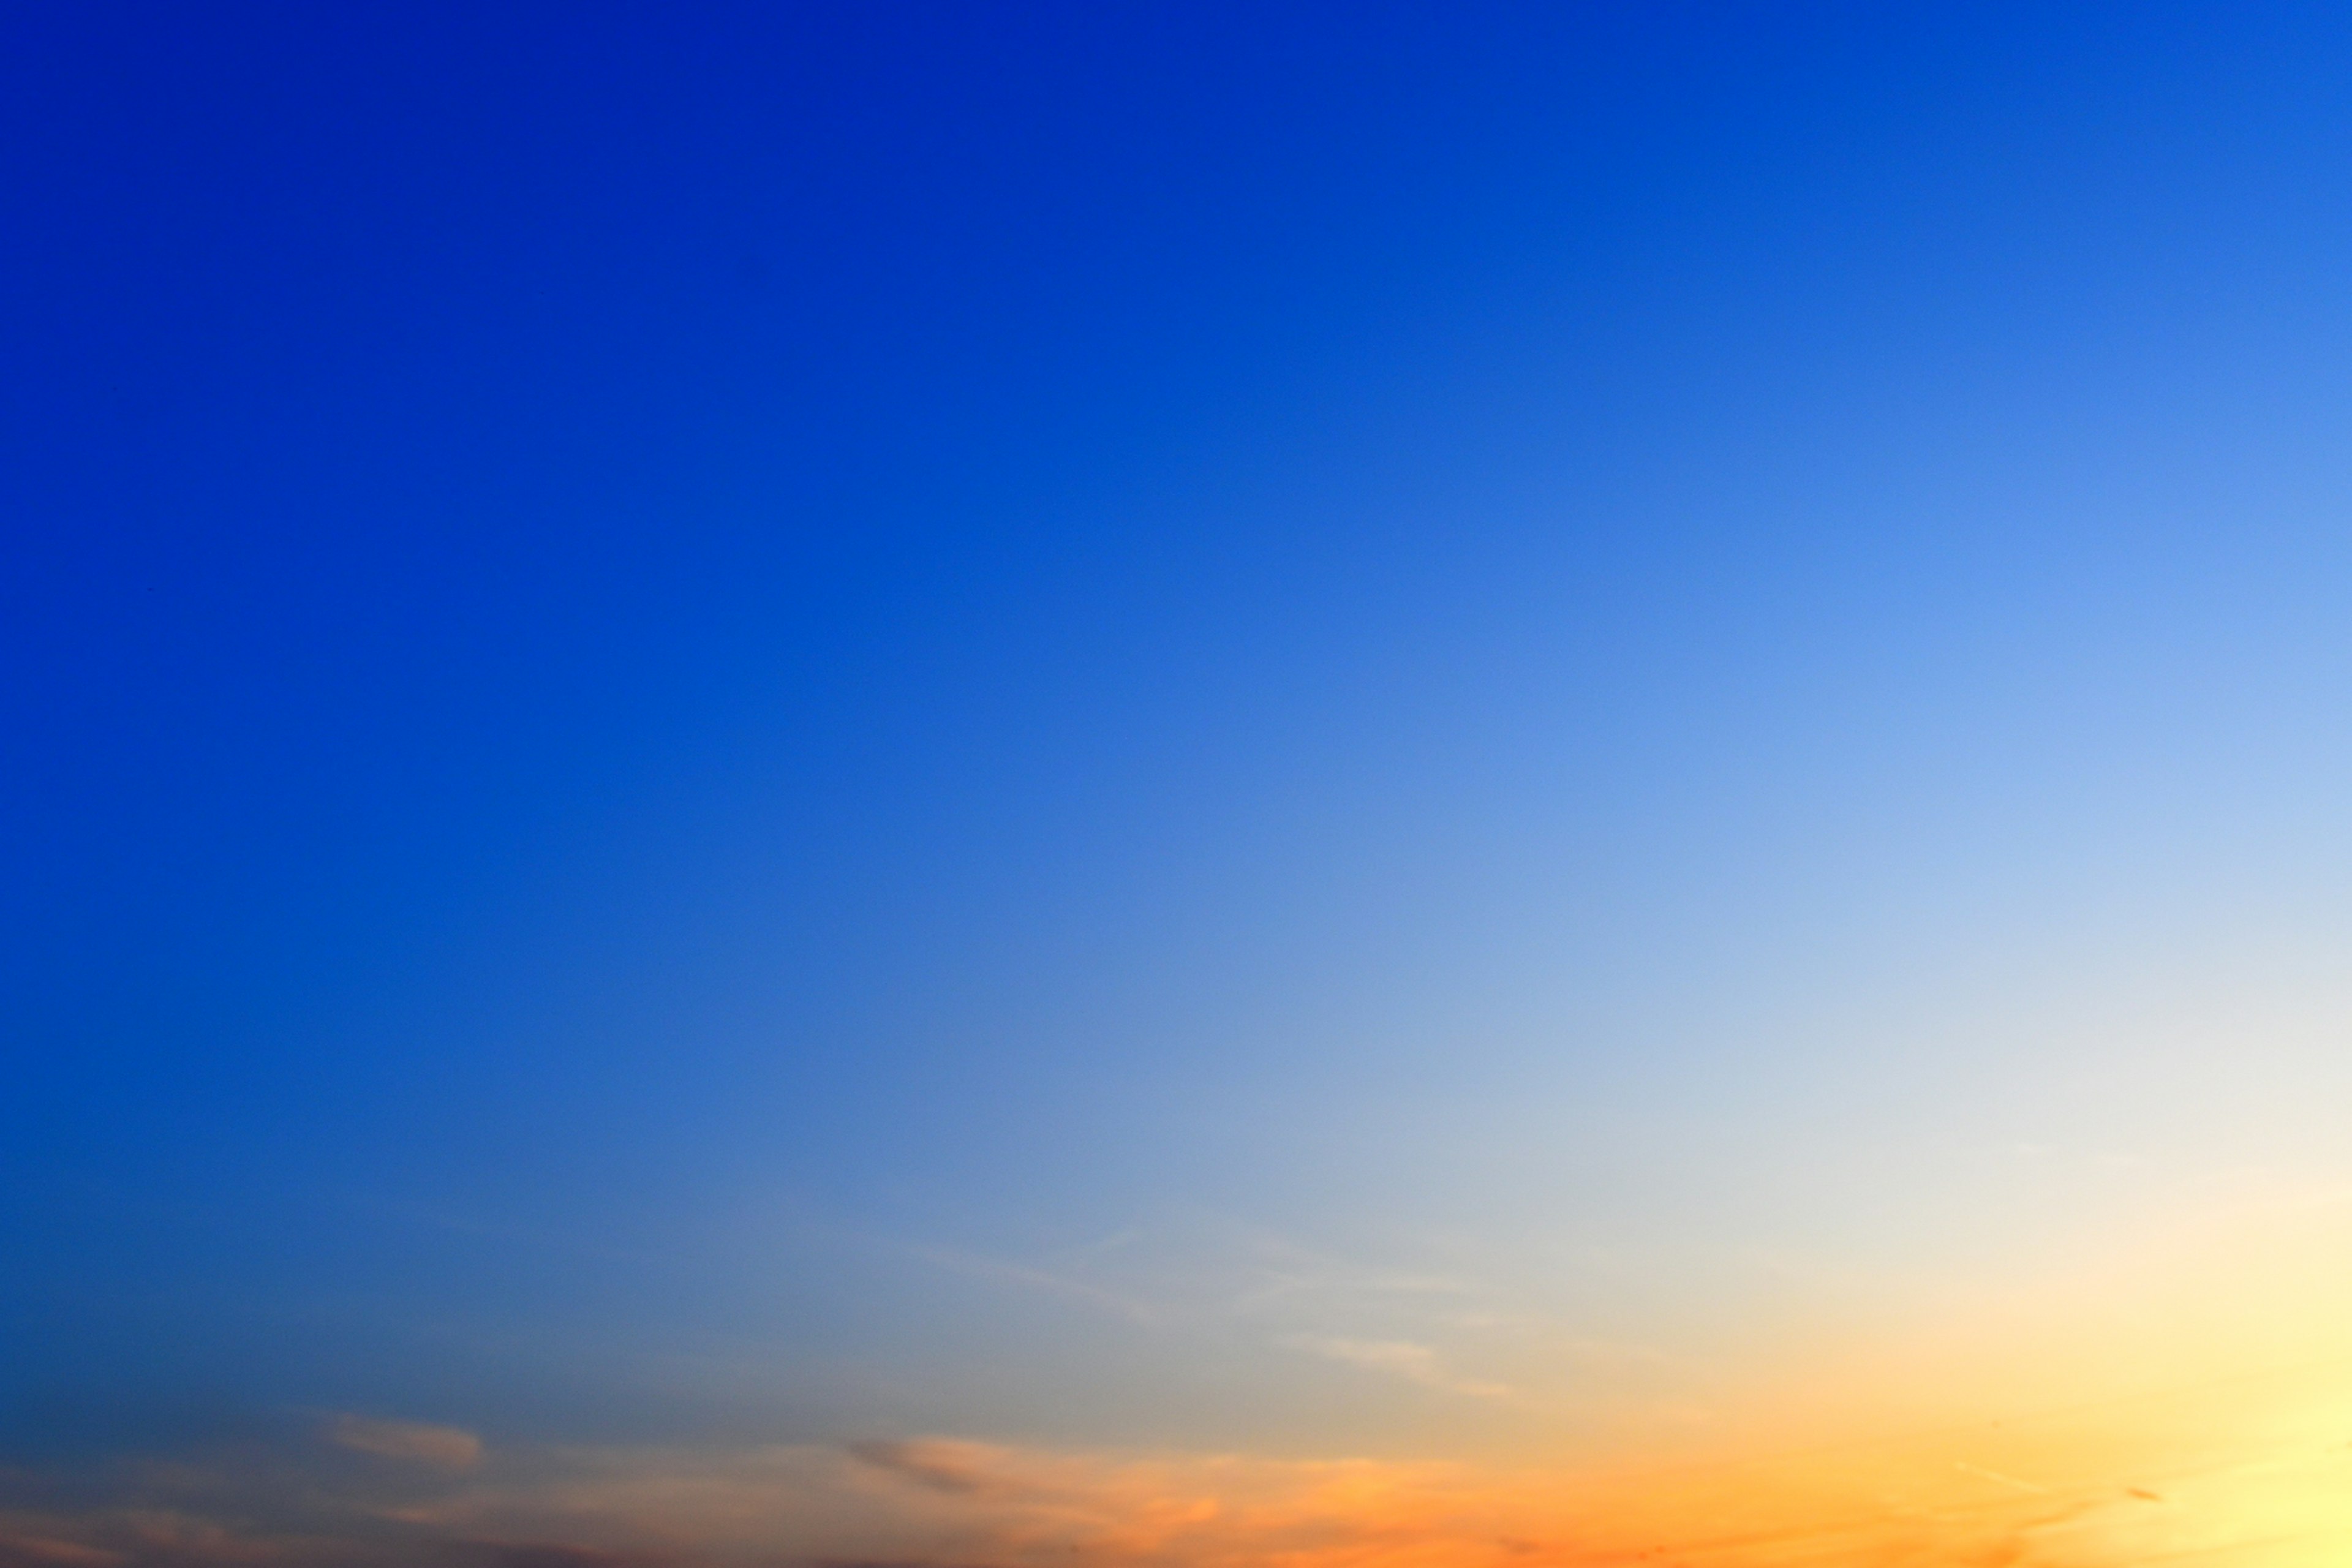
[13,1,2352,1477]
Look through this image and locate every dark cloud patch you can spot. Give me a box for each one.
[475,1544,679,1568]
[842,1444,986,1497]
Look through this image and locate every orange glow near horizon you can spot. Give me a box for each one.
[12,1194,2352,1566]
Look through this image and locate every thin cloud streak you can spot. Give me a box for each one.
[1281,1336,1516,1401]
[328,1415,486,1471]
[883,1214,1659,1413]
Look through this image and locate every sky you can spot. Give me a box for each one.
[12,3,2352,1564]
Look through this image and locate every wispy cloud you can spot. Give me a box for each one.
[898,1243,1166,1327]
[846,1439,1002,1496]
[883,1213,1683,1419]
[1281,1335,1515,1400]
[328,1414,485,1470]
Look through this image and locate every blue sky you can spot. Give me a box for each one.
[13,6,2352,1562]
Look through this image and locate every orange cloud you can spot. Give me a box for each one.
[18,1193,2352,1566]
[9,1403,2351,1568]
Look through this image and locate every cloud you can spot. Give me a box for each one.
[477,1548,671,1568]
[1281,1336,1515,1400]
[902,1246,1163,1328]
[0,1527,125,1567]
[327,1415,485,1470]
[0,1416,2345,1568]
[846,1441,998,1496]
[25,1202,2352,1567]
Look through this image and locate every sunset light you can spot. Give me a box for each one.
[11,6,2352,1565]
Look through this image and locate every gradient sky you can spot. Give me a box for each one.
[13,4,2352,1565]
